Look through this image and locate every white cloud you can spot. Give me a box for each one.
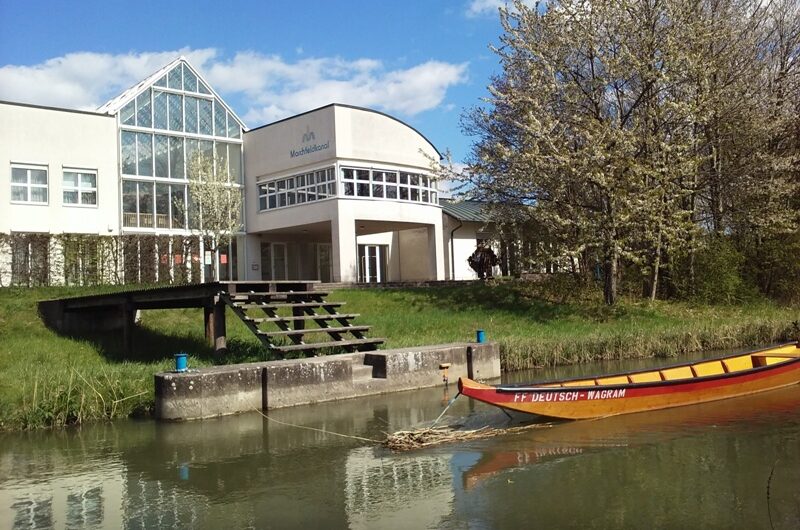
[0,49,467,127]
[206,52,467,125]
[0,48,216,111]
[465,0,537,18]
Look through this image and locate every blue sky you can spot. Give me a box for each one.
[0,0,520,163]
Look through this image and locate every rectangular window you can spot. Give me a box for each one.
[169,136,184,179]
[122,180,137,227]
[138,181,154,227]
[156,183,170,229]
[63,170,97,206]
[153,90,168,130]
[168,93,183,132]
[171,184,186,228]
[136,133,153,176]
[184,96,198,134]
[154,135,169,178]
[198,98,213,135]
[121,131,136,174]
[11,165,48,204]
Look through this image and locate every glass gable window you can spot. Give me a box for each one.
[168,94,183,132]
[185,96,198,134]
[258,167,335,211]
[117,61,244,231]
[153,90,168,130]
[63,170,97,206]
[11,165,48,204]
[136,90,152,128]
[183,64,198,92]
[341,166,438,204]
[198,99,213,135]
[168,66,182,90]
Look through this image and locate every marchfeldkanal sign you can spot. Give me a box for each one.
[291,125,330,158]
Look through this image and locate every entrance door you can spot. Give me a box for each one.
[358,244,388,283]
[260,242,288,280]
[316,243,332,283]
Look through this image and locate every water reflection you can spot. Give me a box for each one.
[1,352,799,529]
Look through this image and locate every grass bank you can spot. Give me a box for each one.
[0,282,797,430]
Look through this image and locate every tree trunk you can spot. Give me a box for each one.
[603,246,617,305]
[649,227,662,301]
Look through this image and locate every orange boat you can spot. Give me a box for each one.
[458,342,800,420]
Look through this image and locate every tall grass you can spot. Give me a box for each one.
[0,282,797,430]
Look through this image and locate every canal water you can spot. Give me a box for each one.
[2,350,799,529]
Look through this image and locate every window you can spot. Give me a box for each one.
[63,170,97,206]
[258,166,336,211]
[340,166,437,204]
[11,165,48,204]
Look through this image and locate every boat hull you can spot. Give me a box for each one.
[458,345,800,420]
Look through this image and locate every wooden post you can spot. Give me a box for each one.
[206,296,227,354]
[213,298,227,353]
[122,300,134,356]
[204,304,214,346]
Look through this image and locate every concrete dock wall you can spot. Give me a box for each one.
[155,342,500,421]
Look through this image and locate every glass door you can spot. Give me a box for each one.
[358,244,387,283]
[260,242,288,280]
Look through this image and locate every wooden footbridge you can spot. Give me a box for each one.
[38,281,384,357]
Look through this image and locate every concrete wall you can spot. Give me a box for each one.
[0,102,119,235]
[244,106,337,178]
[154,342,500,421]
[333,105,439,167]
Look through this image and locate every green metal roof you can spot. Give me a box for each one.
[439,198,494,223]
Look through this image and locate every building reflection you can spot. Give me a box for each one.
[4,383,797,528]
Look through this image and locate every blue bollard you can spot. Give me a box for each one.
[174,352,188,372]
[476,329,486,343]
[179,464,189,481]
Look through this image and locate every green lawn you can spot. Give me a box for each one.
[0,282,797,430]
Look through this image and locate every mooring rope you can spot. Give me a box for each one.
[431,392,461,428]
[252,408,381,444]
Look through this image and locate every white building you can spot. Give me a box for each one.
[0,57,489,287]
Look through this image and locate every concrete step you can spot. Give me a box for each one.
[351,363,374,381]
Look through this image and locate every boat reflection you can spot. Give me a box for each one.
[462,384,800,490]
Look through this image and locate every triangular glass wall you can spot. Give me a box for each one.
[114,59,245,232]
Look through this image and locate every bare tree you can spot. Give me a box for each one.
[185,152,243,281]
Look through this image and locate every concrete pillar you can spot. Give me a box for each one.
[331,213,357,283]
[243,234,262,280]
[427,223,445,280]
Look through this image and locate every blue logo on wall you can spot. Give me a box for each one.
[291,125,329,158]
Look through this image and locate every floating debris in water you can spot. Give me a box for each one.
[384,423,554,451]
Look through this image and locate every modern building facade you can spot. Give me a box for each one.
[0,57,489,287]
